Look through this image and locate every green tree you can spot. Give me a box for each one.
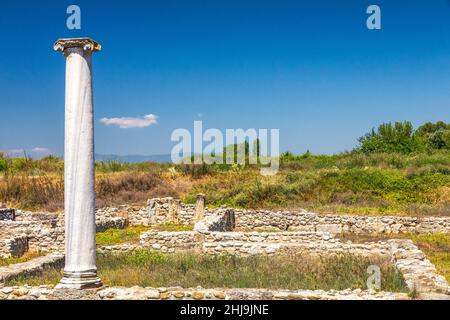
[415,121,450,150]
[357,121,419,154]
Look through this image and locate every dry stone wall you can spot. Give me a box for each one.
[0,235,28,258]
[0,210,128,256]
[234,209,450,234]
[0,285,410,300]
[139,231,199,252]
[0,220,64,254]
[389,239,449,294]
[124,197,224,227]
[137,230,392,257]
[194,209,235,233]
[0,253,64,283]
[128,197,198,226]
[116,198,450,235]
[0,208,15,221]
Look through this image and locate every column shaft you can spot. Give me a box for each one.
[54,38,102,289]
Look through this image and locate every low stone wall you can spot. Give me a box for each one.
[2,232,449,298]
[203,232,392,257]
[0,235,28,258]
[0,211,128,255]
[234,210,450,234]
[0,208,15,221]
[94,198,450,235]
[0,220,64,253]
[0,253,64,284]
[0,286,410,300]
[137,230,392,258]
[103,231,449,296]
[14,211,60,223]
[194,209,235,233]
[96,217,128,233]
[389,239,449,294]
[139,231,199,252]
[128,197,198,226]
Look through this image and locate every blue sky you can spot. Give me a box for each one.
[1,0,450,156]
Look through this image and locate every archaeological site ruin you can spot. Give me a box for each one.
[0,37,449,301]
[1,195,450,300]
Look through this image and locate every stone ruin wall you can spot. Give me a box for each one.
[101,230,448,294]
[116,198,450,235]
[0,208,15,221]
[1,198,449,296]
[123,197,225,227]
[0,285,410,300]
[135,230,392,258]
[2,197,450,259]
[0,235,28,259]
[233,209,450,235]
[126,197,199,226]
[0,218,65,258]
[0,209,128,258]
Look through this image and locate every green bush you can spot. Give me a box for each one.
[0,158,8,171]
[358,121,450,154]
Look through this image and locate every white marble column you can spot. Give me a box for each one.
[54,38,102,289]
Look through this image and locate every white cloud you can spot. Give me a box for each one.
[100,114,158,129]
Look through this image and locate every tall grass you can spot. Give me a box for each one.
[337,233,450,283]
[8,250,407,292]
[1,151,449,215]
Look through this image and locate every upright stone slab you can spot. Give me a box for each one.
[54,38,102,289]
[168,198,180,224]
[194,194,205,222]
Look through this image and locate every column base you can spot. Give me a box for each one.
[56,270,103,290]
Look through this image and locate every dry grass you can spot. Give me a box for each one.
[0,251,43,267]
[337,233,450,282]
[1,151,450,216]
[7,251,407,292]
[95,171,181,208]
[0,170,184,212]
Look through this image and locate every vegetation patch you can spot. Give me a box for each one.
[96,224,193,246]
[8,250,407,292]
[337,233,450,282]
[0,251,43,267]
[1,121,449,215]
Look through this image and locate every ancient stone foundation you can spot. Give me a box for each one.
[113,197,450,235]
[233,210,450,234]
[1,197,450,299]
[0,285,410,300]
[0,210,127,258]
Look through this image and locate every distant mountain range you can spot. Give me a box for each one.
[1,150,173,163]
[95,154,173,163]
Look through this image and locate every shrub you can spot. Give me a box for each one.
[0,158,8,171]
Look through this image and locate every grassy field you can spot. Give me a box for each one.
[0,151,449,216]
[337,233,450,282]
[95,225,450,285]
[7,250,407,292]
